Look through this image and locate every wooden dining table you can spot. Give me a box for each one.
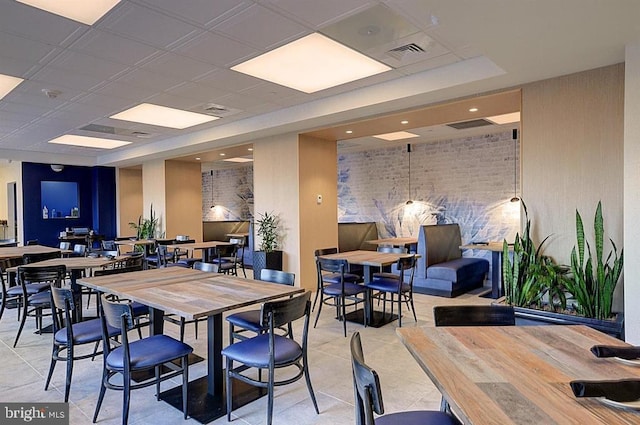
[78,267,303,424]
[397,325,640,424]
[166,240,234,262]
[0,244,62,260]
[366,237,418,249]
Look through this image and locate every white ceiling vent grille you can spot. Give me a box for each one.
[446,119,494,130]
[386,43,426,60]
[201,103,242,118]
[79,124,153,139]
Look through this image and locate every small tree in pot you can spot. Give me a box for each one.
[253,212,283,279]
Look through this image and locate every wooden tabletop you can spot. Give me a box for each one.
[78,267,303,320]
[0,244,61,260]
[367,237,418,246]
[397,325,640,425]
[166,240,233,250]
[115,239,156,246]
[319,249,414,267]
[7,256,123,272]
[461,242,513,252]
[226,232,249,238]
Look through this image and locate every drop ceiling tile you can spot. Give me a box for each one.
[262,0,375,28]
[7,80,86,104]
[31,67,105,92]
[47,51,131,81]
[70,29,160,67]
[72,93,136,115]
[175,31,258,67]
[140,52,215,81]
[238,82,307,103]
[94,80,159,101]
[99,3,200,49]
[0,110,35,126]
[213,4,309,50]
[136,0,253,28]
[114,68,184,91]
[209,92,275,111]
[194,68,263,92]
[0,1,86,46]
[0,100,52,118]
[143,92,204,111]
[0,57,39,78]
[0,32,63,65]
[395,53,461,76]
[384,0,442,32]
[164,82,229,104]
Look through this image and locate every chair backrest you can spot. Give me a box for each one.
[260,291,311,331]
[124,252,144,268]
[22,250,62,264]
[350,332,384,425]
[216,244,237,257]
[25,239,38,246]
[73,244,87,256]
[377,246,407,253]
[50,287,75,334]
[100,294,135,360]
[193,261,219,273]
[317,257,348,275]
[260,269,295,286]
[18,264,66,288]
[101,240,117,251]
[433,305,516,327]
[314,247,338,257]
[59,241,71,250]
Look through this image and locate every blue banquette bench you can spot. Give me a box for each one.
[413,223,489,297]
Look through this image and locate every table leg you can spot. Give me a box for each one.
[491,251,502,299]
[207,313,223,396]
[69,269,83,322]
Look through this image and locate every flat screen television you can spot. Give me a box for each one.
[41,181,79,219]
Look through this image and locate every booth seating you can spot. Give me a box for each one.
[413,224,489,298]
[337,222,378,252]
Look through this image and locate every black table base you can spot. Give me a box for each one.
[160,375,267,424]
[344,308,398,328]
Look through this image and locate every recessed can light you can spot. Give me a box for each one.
[346,130,353,134]
[219,153,226,156]
[247,148,253,151]
[401,120,409,125]
[195,157,201,160]
[469,107,478,112]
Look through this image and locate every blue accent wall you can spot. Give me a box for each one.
[22,162,117,247]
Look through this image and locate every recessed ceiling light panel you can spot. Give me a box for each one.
[372,131,420,141]
[48,135,131,149]
[0,74,24,100]
[486,112,521,125]
[224,158,253,163]
[231,33,391,93]
[111,103,218,129]
[16,0,121,25]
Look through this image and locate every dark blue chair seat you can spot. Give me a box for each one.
[226,310,262,334]
[28,290,51,305]
[222,334,301,367]
[7,282,49,296]
[376,411,457,425]
[131,301,148,317]
[106,334,192,371]
[177,257,201,267]
[54,318,118,345]
[367,278,410,293]
[426,257,489,282]
[323,282,366,297]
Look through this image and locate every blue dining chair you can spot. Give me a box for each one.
[93,295,193,425]
[222,291,319,425]
[351,332,459,425]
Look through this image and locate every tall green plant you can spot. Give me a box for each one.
[129,204,158,240]
[502,202,568,308]
[566,201,623,320]
[256,211,279,253]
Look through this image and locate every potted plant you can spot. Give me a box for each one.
[128,204,159,252]
[502,201,624,339]
[252,211,283,279]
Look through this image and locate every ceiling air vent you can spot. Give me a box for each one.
[446,119,494,130]
[79,124,153,138]
[201,103,241,118]
[386,43,425,60]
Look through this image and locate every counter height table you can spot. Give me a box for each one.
[397,325,640,425]
[78,267,303,423]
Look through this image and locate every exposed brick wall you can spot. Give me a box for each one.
[201,165,253,220]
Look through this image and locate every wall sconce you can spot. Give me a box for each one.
[406,144,413,205]
[510,129,520,203]
[210,205,216,210]
[50,164,64,172]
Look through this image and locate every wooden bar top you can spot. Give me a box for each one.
[397,325,640,425]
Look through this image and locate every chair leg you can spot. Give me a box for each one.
[397,293,402,328]
[44,345,58,391]
[267,366,275,425]
[340,296,347,338]
[303,354,320,414]
[65,345,74,402]
[182,355,189,419]
[408,294,417,322]
[311,288,320,312]
[123,372,131,425]
[93,370,108,423]
[313,293,324,329]
[13,303,29,347]
[180,318,186,342]
[226,358,233,421]
[155,365,161,401]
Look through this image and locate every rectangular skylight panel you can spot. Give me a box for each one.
[0,74,24,100]
[232,33,391,93]
[111,103,218,129]
[372,131,420,141]
[16,0,121,25]
[48,135,131,149]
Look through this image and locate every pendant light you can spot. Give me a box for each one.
[406,143,413,205]
[510,129,520,202]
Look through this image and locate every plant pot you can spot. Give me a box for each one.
[252,250,283,280]
[513,306,625,340]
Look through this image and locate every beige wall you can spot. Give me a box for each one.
[299,135,338,291]
[0,161,22,242]
[142,159,167,237]
[522,64,624,306]
[117,168,142,237]
[165,160,203,241]
[253,134,302,284]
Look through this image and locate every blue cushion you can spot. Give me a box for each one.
[7,282,49,296]
[376,411,457,425]
[427,258,489,282]
[131,301,149,317]
[55,318,119,345]
[222,334,301,368]
[321,272,360,284]
[106,335,193,371]
[366,278,410,293]
[177,258,201,267]
[323,282,366,296]
[28,291,51,305]
[226,310,262,333]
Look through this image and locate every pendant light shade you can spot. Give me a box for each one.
[510,129,520,202]
[406,143,413,205]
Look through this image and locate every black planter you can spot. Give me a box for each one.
[513,306,625,340]
[252,250,283,280]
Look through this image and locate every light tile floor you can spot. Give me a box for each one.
[0,274,493,425]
